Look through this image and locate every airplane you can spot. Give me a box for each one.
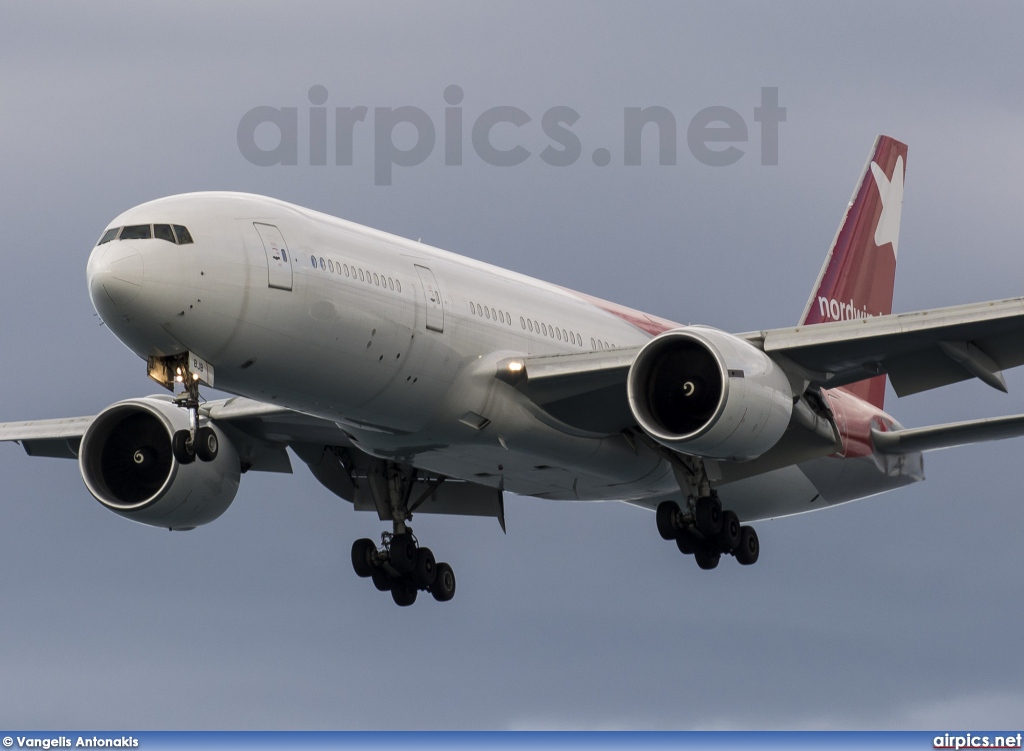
[5,134,1024,607]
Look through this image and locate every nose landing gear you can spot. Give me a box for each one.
[147,352,219,466]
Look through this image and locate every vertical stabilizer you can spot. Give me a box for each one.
[799,135,907,408]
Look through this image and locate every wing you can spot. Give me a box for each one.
[0,396,503,522]
[502,296,1024,436]
[753,296,1024,396]
[0,397,305,470]
[0,415,95,458]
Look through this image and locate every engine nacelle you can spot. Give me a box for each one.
[627,326,794,460]
[79,396,240,530]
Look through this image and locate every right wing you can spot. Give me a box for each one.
[0,415,94,458]
[0,396,504,522]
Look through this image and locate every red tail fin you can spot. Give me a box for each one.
[799,135,907,408]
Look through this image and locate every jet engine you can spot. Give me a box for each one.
[626,326,794,460]
[79,396,240,530]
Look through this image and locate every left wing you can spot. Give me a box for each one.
[753,295,1024,397]
[502,296,1024,437]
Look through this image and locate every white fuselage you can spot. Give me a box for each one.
[86,192,922,522]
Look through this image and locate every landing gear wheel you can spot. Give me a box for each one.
[389,533,417,574]
[371,568,393,592]
[391,577,417,607]
[430,562,456,602]
[715,510,741,553]
[656,501,682,540]
[412,547,437,589]
[694,545,721,570]
[172,430,195,465]
[735,526,760,566]
[675,528,697,555]
[351,538,376,578]
[195,426,219,462]
[695,495,722,537]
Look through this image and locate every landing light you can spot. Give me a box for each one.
[508,360,524,373]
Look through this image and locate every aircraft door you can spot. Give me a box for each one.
[254,222,293,290]
[415,264,444,332]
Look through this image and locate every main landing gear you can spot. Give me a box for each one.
[349,462,456,606]
[656,495,759,570]
[351,531,455,606]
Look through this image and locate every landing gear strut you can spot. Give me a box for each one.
[170,360,218,465]
[350,461,456,606]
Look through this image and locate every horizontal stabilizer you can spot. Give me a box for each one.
[872,413,1024,455]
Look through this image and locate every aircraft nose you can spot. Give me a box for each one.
[88,242,143,307]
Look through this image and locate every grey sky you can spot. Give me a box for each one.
[2,0,1024,729]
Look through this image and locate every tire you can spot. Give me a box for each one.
[656,501,681,540]
[412,547,437,589]
[389,533,417,574]
[351,538,376,578]
[172,430,195,465]
[675,528,697,555]
[695,495,722,537]
[735,526,760,566]
[694,545,721,570]
[391,577,417,606]
[371,568,393,592]
[715,510,741,552]
[195,426,219,462]
[430,562,456,602]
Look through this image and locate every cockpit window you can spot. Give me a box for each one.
[154,224,175,243]
[120,224,152,240]
[97,223,194,245]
